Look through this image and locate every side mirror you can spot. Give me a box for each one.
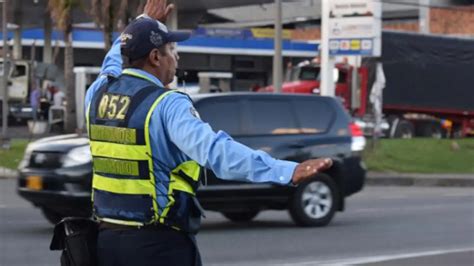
[333,69,339,83]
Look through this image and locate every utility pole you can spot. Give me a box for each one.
[419,0,430,34]
[43,12,52,63]
[167,0,178,30]
[273,0,283,93]
[1,0,10,148]
[320,0,335,96]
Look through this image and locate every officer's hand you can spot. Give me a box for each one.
[291,158,333,185]
[144,0,174,22]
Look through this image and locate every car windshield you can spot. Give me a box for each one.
[290,66,321,81]
[289,66,343,83]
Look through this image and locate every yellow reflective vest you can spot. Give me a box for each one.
[87,72,202,233]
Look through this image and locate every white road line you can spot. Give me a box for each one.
[277,247,474,266]
[212,247,474,266]
[442,193,474,197]
[353,203,470,214]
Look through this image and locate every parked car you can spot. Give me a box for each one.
[17,93,366,226]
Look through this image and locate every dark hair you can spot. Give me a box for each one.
[121,46,168,69]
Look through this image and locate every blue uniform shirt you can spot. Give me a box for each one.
[85,38,298,199]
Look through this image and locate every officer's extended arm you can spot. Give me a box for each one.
[160,94,297,185]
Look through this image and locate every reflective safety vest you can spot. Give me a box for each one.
[86,71,202,233]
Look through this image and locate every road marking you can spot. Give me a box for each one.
[212,247,474,266]
[353,203,470,214]
[277,247,474,266]
[442,192,474,197]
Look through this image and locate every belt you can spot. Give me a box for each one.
[99,221,172,231]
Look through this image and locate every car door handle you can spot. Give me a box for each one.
[288,143,306,149]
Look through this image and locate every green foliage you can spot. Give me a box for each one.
[363,139,474,173]
[91,0,140,50]
[48,0,82,32]
[0,140,29,170]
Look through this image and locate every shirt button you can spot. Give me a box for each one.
[279,176,285,181]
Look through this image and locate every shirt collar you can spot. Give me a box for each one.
[122,68,164,87]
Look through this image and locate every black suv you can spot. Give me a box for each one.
[18,93,366,226]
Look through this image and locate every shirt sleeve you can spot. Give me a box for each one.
[99,37,122,78]
[84,37,122,112]
[159,93,297,185]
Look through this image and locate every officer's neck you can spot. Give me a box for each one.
[141,65,168,86]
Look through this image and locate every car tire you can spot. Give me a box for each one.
[289,173,339,227]
[41,208,64,225]
[420,123,443,139]
[393,119,414,139]
[222,210,259,223]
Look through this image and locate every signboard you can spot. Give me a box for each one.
[328,0,382,56]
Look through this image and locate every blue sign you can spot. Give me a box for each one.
[329,38,375,56]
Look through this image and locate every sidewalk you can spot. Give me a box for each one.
[0,167,19,179]
[6,125,58,140]
[2,166,474,187]
[367,172,474,187]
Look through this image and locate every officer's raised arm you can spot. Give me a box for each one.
[99,0,174,77]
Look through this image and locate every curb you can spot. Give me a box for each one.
[366,172,474,187]
[0,167,18,180]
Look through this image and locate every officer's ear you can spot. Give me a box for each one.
[148,48,162,67]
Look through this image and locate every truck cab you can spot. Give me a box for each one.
[0,60,31,122]
[261,61,359,113]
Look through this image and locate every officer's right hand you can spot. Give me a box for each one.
[144,0,174,22]
[291,158,333,185]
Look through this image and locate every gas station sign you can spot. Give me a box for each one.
[328,0,382,56]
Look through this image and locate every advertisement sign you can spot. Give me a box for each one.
[328,0,381,56]
[250,28,293,39]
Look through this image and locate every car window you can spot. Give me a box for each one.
[246,99,300,135]
[299,66,321,81]
[292,99,333,134]
[196,99,242,135]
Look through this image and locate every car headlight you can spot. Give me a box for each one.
[18,143,36,169]
[63,146,92,167]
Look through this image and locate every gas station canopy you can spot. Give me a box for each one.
[6,0,277,29]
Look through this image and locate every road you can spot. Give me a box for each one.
[1,179,473,266]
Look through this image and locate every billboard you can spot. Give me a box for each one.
[328,0,382,56]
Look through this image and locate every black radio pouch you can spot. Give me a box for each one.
[50,217,99,266]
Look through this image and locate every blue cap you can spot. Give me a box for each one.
[120,17,191,60]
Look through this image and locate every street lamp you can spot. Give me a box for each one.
[1,0,10,148]
[273,0,283,93]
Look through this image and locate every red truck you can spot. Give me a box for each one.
[262,31,474,138]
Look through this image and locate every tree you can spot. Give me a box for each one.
[91,0,146,51]
[48,0,82,132]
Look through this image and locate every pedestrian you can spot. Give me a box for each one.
[84,1,333,265]
[51,83,65,107]
[30,80,41,121]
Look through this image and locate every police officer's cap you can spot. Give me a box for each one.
[120,17,190,61]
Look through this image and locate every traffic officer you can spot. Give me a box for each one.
[84,0,333,265]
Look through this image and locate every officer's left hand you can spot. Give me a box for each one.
[144,0,174,22]
[291,158,333,185]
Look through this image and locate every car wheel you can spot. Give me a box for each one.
[393,119,414,139]
[41,208,64,225]
[222,210,259,223]
[289,173,339,227]
[422,124,443,139]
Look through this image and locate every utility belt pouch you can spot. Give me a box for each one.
[50,217,99,266]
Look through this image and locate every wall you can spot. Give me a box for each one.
[430,6,474,36]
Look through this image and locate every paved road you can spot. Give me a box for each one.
[1,179,473,266]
